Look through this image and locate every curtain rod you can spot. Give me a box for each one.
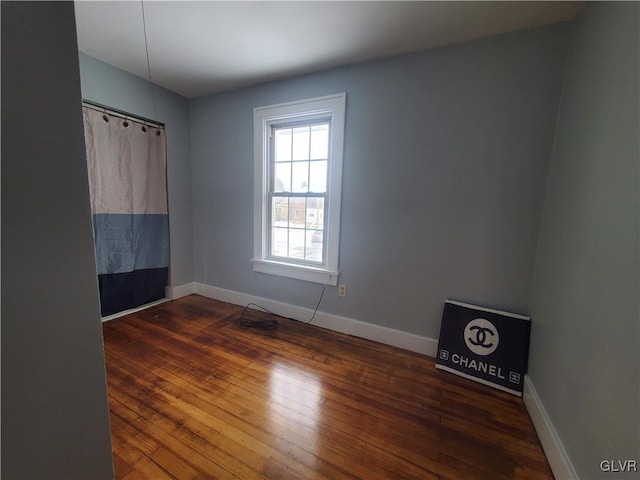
[82,100,165,128]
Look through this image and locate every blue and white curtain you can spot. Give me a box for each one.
[83,107,169,316]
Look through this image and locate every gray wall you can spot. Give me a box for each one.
[190,24,569,339]
[1,2,114,478]
[528,3,639,479]
[78,53,194,287]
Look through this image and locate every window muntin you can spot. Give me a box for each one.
[253,93,345,286]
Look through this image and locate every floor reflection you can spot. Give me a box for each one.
[269,362,321,454]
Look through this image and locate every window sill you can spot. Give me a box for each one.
[251,258,338,286]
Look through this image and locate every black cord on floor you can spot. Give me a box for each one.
[236,284,327,329]
[236,303,278,329]
[304,283,326,324]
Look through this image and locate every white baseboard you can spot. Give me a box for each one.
[524,375,577,480]
[101,283,195,322]
[101,297,170,322]
[194,282,438,357]
[166,282,196,300]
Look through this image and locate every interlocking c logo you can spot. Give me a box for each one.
[464,318,499,355]
[468,326,494,348]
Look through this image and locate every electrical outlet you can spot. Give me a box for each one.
[338,284,347,298]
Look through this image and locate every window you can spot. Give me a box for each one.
[252,93,346,286]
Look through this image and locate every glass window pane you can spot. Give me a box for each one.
[306,197,324,229]
[274,163,291,192]
[310,124,329,160]
[305,230,323,263]
[291,162,309,192]
[308,161,327,193]
[275,128,291,162]
[289,229,305,259]
[292,126,310,161]
[271,197,289,227]
[271,227,288,257]
[289,197,305,227]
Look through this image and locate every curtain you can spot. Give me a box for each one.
[83,107,169,316]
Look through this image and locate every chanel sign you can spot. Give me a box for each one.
[436,300,531,396]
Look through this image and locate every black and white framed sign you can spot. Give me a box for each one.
[435,299,531,396]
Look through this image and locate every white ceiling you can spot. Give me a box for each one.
[74,1,582,99]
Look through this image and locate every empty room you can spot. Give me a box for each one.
[2,1,638,479]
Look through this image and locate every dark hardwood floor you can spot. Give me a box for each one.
[102,294,553,479]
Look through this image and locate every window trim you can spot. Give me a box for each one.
[252,93,346,286]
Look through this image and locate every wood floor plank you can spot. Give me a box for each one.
[107,359,339,480]
[111,394,246,480]
[110,308,442,436]
[109,405,159,478]
[103,295,553,480]
[106,314,439,466]
[106,326,445,477]
[121,456,177,480]
[109,354,427,480]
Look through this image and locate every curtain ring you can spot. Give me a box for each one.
[141,125,147,133]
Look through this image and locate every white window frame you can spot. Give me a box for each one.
[252,93,346,286]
